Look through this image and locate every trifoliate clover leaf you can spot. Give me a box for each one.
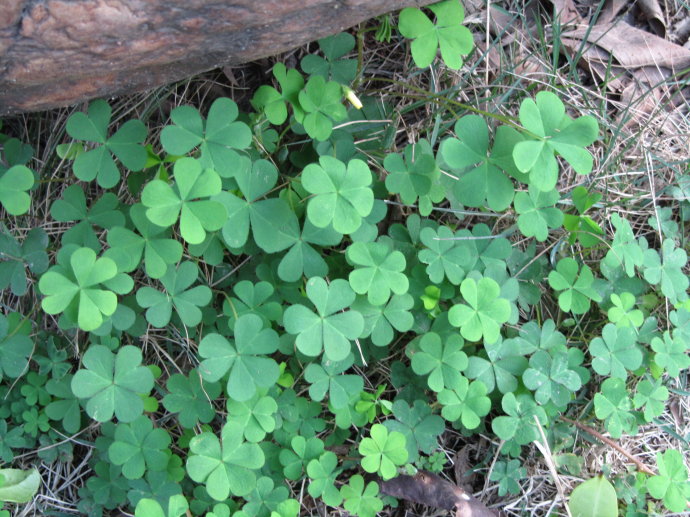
[162,369,222,429]
[548,257,601,314]
[302,156,374,234]
[346,241,409,306]
[198,314,280,402]
[0,165,33,215]
[441,115,515,211]
[44,374,81,433]
[251,63,305,125]
[0,227,48,296]
[65,99,147,187]
[39,247,133,331]
[647,449,690,513]
[301,33,358,84]
[633,378,669,422]
[214,158,300,253]
[186,420,264,501]
[411,332,467,392]
[607,292,643,328]
[0,313,32,383]
[277,218,342,282]
[523,350,582,407]
[490,460,526,496]
[593,378,636,439]
[242,476,290,517]
[384,399,444,463]
[512,91,598,191]
[108,416,171,479]
[513,186,563,241]
[398,0,473,69]
[651,331,690,377]
[589,324,642,380]
[465,336,529,394]
[136,261,211,328]
[437,378,490,429]
[359,423,408,481]
[352,293,414,347]
[648,206,679,240]
[602,213,645,277]
[135,495,189,517]
[223,280,282,330]
[492,393,547,445]
[449,276,511,343]
[279,435,324,481]
[642,239,689,304]
[106,203,183,279]
[227,394,278,443]
[307,451,342,506]
[297,76,347,141]
[71,344,154,422]
[141,157,226,245]
[50,184,125,249]
[384,143,437,207]
[304,355,363,410]
[340,475,383,517]
[283,277,364,362]
[418,226,474,285]
[160,98,252,178]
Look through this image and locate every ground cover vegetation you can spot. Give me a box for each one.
[0,0,689,515]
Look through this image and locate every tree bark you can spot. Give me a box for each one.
[0,0,433,115]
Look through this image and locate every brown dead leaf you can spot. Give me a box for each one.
[378,470,499,517]
[636,0,666,37]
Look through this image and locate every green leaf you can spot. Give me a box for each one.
[437,377,491,429]
[186,420,264,500]
[593,378,636,439]
[45,374,81,433]
[607,292,643,328]
[162,369,222,428]
[251,63,305,125]
[161,98,251,177]
[340,475,383,517]
[514,186,563,241]
[441,115,515,211]
[346,241,409,306]
[418,226,474,285]
[589,324,642,380]
[642,239,689,304]
[227,393,278,443]
[398,0,474,69]
[512,92,598,191]
[279,435,324,481]
[548,258,601,314]
[297,76,347,141]
[492,393,547,445]
[302,156,374,234]
[384,143,438,206]
[108,416,171,479]
[359,423,408,480]
[66,99,147,187]
[301,32,358,84]
[523,350,582,407]
[304,355,364,410]
[215,159,300,253]
[198,314,280,402]
[0,313,32,382]
[0,165,34,215]
[277,218,342,282]
[651,331,690,377]
[633,378,669,422]
[0,227,48,296]
[39,247,132,331]
[568,474,618,517]
[71,344,154,422]
[465,335,529,394]
[490,460,526,497]
[449,276,511,343]
[411,332,467,392]
[648,450,690,513]
[223,280,283,329]
[136,261,211,327]
[384,399,444,463]
[283,277,364,361]
[602,214,645,277]
[352,293,414,347]
[0,468,41,503]
[135,495,189,517]
[307,451,342,506]
[141,157,226,245]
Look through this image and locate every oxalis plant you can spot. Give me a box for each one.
[0,0,689,515]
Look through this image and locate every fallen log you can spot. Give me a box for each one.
[0,0,433,115]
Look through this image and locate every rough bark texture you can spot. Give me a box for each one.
[0,0,433,115]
